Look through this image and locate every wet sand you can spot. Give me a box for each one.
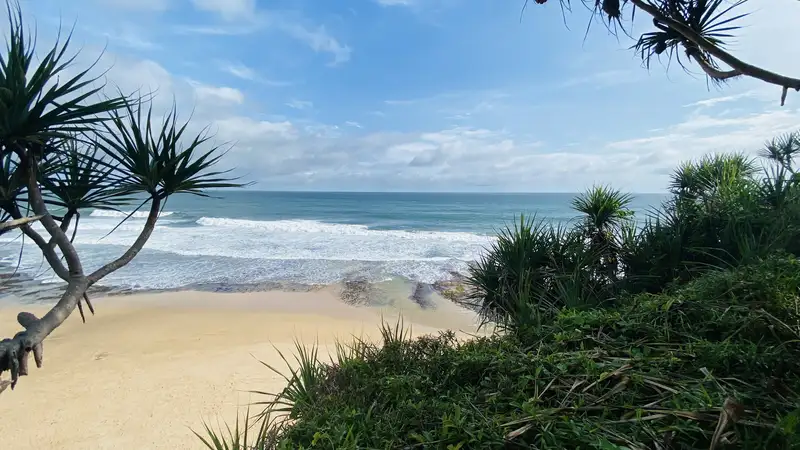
[0,288,482,449]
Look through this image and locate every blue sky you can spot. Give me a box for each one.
[19,0,800,192]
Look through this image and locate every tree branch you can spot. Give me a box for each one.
[630,0,800,104]
[87,196,162,285]
[59,211,74,233]
[47,209,75,250]
[0,215,42,232]
[23,157,84,276]
[6,206,71,281]
[687,52,741,82]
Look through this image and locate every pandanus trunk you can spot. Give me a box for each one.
[0,160,162,391]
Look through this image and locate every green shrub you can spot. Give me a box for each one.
[468,149,800,326]
[621,152,800,294]
[464,215,604,328]
[207,256,800,449]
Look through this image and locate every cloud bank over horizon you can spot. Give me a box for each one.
[17,0,800,193]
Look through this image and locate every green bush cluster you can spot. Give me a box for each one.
[467,149,800,326]
[201,134,800,449]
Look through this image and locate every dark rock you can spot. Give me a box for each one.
[433,277,470,304]
[409,283,436,309]
[340,278,372,305]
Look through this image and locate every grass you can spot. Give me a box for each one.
[200,136,800,449]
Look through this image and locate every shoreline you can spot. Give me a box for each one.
[0,289,484,449]
[0,271,472,309]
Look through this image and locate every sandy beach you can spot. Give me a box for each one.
[0,288,482,449]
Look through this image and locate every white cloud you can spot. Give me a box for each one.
[345,121,363,128]
[278,23,352,65]
[67,51,248,124]
[173,25,258,35]
[213,117,298,142]
[96,24,158,50]
[99,0,170,11]
[219,61,257,81]
[105,58,176,102]
[304,124,342,138]
[217,61,294,87]
[376,0,415,5]
[191,0,256,21]
[682,91,758,109]
[182,3,351,65]
[191,96,800,192]
[605,107,800,177]
[188,81,245,105]
[285,99,313,110]
[232,106,800,192]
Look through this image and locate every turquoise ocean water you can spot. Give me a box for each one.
[0,191,664,292]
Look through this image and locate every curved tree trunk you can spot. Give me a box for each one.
[0,160,87,391]
[0,188,163,391]
[88,196,162,285]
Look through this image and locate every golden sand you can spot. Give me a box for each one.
[0,289,480,449]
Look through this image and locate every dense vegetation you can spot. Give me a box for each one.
[202,133,800,449]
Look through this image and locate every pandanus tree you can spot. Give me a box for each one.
[570,185,633,282]
[761,131,800,172]
[525,0,800,105]
[759,132,800,211]
[668,153,757,202]
[0,5,243,393]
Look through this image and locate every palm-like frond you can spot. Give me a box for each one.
[760,131,800,170]
[634,0,749,80]
[157,132,244,197]
[466,215,554,325]
[669,153,756,200]
[37,137,133,212]
[0,4,127,151]
[0,151,24,212]
[669,160,702,198]
[759,164,800,210]
[97,100,246,199]
[571,185,634,233]
[465,215,606,327]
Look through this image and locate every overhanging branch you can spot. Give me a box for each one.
[687,52,741,82]
[0,215,42,232]
[630,0,800,105]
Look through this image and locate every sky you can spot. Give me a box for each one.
[16,0,800,193]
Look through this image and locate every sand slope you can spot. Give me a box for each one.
[0,290,481,449]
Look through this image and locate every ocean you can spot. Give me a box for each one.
[0,191,664,297]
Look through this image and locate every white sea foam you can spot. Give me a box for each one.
[73,217,491,262]
[0,215,494,289]
[89,210,176,218]
[195,217,484,241]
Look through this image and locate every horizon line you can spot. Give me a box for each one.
[210,188,669,195]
